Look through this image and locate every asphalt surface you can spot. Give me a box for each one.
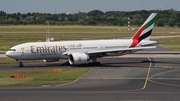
[0,46,180,101]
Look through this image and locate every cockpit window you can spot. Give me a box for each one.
[9,49,16,51]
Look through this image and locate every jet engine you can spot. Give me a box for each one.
[68,53,89,65]
[43,59,59,62]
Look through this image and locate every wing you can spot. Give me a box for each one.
[63,45,156,57]
[87,46,156,55]
[87,40,157,55]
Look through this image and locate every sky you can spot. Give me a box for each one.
[1,0,180,14]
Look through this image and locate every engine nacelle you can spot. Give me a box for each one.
[43,59,59,62]
[68,53,89,65]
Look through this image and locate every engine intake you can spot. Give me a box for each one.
[68,53,89,65]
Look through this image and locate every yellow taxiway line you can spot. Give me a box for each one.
[142,57,152,89]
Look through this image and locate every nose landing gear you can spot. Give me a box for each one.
[16,59,24,67]
[19,62,24,67]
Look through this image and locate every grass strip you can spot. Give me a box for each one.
[1,25,180,51]
[154,37,180,51]
[0,57,42,64]
[0,68,90,86]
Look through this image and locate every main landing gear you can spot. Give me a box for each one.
[88,58,102,66]
[88,62,101,66]
[16,59,24,67]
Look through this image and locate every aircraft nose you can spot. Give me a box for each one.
[5,51,15,58]
[5,51,11,57]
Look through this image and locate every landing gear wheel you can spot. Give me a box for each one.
[19,62,24,67]
[88,62,101,66]
[96,62,101,65]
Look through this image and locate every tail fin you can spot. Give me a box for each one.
[130,13,157,47]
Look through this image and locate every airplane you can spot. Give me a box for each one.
[6,13,157,67]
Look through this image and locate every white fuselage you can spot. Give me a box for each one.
[6,39,139,60]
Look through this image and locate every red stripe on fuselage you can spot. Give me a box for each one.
[130,25,145,47]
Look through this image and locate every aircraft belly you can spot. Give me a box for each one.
[22,53,61,60]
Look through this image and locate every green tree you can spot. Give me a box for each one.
[169,19,175,27]
[87,10,104,16]
[157,19,165,26]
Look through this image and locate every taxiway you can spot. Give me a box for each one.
[0,47,180,101]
